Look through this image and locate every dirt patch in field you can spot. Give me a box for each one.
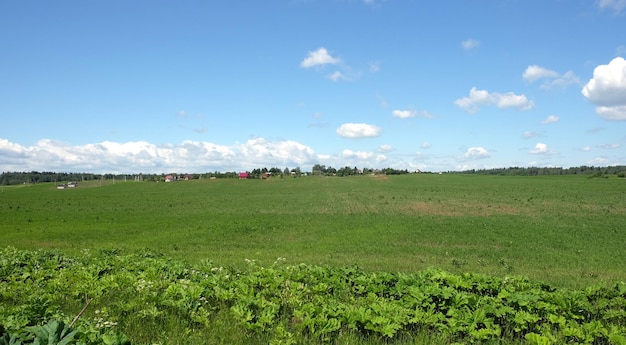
[401,201,527,216]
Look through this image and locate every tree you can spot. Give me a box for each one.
[312,164,326,175]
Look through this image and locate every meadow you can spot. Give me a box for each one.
[1,174,626,344]
[2,174,625,287]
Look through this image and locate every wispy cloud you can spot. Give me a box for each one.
[369,61,380,73]
[461,39,480,51]
[523,65,580,90]
[597,0,626,13]
[377,144,393,153]
[598,143,622,149]
[523,131,541,139]
[327,70,347,82]
[541,115,560,124]
[392,109,433,119]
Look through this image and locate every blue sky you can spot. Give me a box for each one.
[1,0,625,174]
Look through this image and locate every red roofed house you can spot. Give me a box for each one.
[239,172,249,179]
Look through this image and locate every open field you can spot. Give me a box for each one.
[1,174,625,288]
[2,174,626,344]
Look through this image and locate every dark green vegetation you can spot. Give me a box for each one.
[1,174,625,344]
[2,248,626,345]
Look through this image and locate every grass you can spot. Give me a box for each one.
[1,173,625,288]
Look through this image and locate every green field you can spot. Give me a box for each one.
[2,174,626,344]
[2,174,625,288]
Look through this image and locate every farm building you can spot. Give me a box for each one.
[239,172,249,179]
[56,182,77,189]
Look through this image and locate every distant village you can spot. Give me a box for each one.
[1,165,625,186]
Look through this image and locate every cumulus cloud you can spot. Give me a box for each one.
[300,47,341,68]
[523,65,580,89]
[342,149,374,160]
[463,147,490,160]
[392,109,433,119]
[336,123,381,138]
[582,57,626,120]
[530,142,550,154]
[523,65,559,82]
[421,141,432,149]
[0,138,320,174]
[541,115,560,124]
[598,0,626,13]
[461,39,480,50]
[454,87,534,113]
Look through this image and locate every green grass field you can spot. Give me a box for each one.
[2,174,625,288]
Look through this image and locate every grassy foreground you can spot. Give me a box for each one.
[1,247,626,345]
[1,174,625,288]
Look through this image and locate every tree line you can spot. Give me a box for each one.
[4,165,622,185]
[453,165,626,177]
[0,166,412,185]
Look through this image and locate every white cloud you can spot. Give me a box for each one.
[530,142,550,154]
[369,62,380,73]
[589,157,610,165]
[598,143,622,149]
[421,141,432,149]
[362,0,384,6]
[523,65,559,82]
[0,138,322,174]
[377,144,393,153]
[545,71,581,89]
[336,123,381,138]
[461,39,480,50]
[300,47,341,68]
[582,57,626,120]
[523,131,541,139]
[541,115,560,124]
[454,87,534,113]
[596,106,626,120]
[523,65,580,89]
[376,94,388,108]
[391,109,433,119]
[598,0,626,13]
[463,147,490,160]
[327,70,347,82]
[581,146,591,152]
[342,149,374,160]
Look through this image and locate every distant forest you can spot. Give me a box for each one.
[455,165,626,177]
[1,165,625,185]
